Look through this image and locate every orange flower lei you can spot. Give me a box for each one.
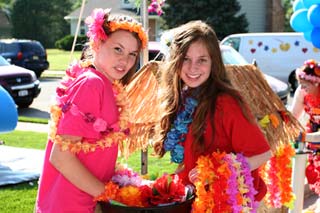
[108,21,148,49]
[48,64,130,154]
[192,152,258,212]
[260,143,295,209]
[193,152,232,213]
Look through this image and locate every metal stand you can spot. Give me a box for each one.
[140,0,149,175]
[289,141,310,213]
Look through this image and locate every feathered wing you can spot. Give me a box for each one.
[119,61,162,157]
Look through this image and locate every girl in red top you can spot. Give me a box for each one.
[291,59,320,211]
[153,20,272,208]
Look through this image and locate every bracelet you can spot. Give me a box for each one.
[93,184,108,202]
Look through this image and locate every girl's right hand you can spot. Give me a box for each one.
[188,167,198,183]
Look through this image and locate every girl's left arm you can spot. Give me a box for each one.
[50,135,105,197]
[246,150,272,171]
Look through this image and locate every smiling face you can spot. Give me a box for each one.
[180,40,212,88]
[93,30,139,81]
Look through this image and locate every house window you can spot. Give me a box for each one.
[121,0,134,9]
[80,21,86,36]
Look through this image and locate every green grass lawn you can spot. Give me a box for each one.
[0,130,176,213]
[47,49,82,71]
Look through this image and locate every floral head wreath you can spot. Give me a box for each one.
[296,59,320,83]
[85,8,148,49]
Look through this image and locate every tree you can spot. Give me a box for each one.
[283,0,294,32]
[11,0,73,48]
[161,0,248,40]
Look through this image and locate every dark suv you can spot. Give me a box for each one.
[0,39,49,77]
[0,55,41,108]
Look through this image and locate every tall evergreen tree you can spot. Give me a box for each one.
[11,0,72,47]
[11,0,51,46]
[162,0,248,40]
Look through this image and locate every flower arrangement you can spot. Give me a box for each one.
[296,59,320,83]
[192,152,259,213]
[148,0,165,16]
[85,8,148,49]
[95,167,192,207]
[259,143,295,208]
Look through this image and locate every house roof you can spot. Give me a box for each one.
[65,0,138,20]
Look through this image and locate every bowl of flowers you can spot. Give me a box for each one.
[97,167,194,213]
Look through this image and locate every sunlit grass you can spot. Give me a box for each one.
[47,49,81,71]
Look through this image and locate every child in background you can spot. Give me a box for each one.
[153,20,271,205]
[36,8,147,212]
[290,59,320,212]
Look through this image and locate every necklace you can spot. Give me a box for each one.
[163,96,198,163]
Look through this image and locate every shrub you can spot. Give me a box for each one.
[55,35,87,51]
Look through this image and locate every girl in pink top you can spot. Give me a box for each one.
[36,8,147,212]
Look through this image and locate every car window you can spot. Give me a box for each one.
[222,37,240,51]
[149,51,164,61]
[221,46,248,65]
[20,42,45,53]
[0,42,20,54]
[0,56,10,66]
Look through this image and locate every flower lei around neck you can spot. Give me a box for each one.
[49,61,130,153]
[163,96,198,163]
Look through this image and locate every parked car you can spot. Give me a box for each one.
[221,32,320,92]
[220,45,289,104]
[148,39,290,105]
[0,55,41,108]
[0,39,49,77]
[0,85,18,132]
[148,41,164,61]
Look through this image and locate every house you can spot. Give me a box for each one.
[65,0,285,41]
[64,0,162,41]
[238,0,285,32]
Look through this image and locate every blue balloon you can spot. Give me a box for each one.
[304,30,312,41]
[293,0,305,11]
[311,27,320,48]
[290,9,314,32]
[308,4,320,27]
[0,86,17,133]
[302,0,320,8]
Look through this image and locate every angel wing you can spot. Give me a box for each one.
[225,64,304,151]
[119,61,161,157]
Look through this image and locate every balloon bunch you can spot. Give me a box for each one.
[290,0,320,48]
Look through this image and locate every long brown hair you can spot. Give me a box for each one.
[154,20,251,156]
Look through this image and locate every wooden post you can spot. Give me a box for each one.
[140,0,149,175]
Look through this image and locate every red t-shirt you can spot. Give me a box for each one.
[179,95,270,201]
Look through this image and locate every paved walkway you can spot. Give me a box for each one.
[15,122,48,133]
